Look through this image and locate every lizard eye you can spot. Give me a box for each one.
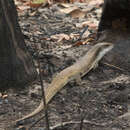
[104,43,113,48]
[105,45,110,47]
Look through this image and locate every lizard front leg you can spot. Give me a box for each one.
[93,62,99,69]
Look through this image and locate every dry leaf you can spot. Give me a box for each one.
[50,34,70,42]
[58,3,73,8]
[81,30,90,38]
[72,41,83,47]
[88,0,103,7]
[16,4,30,11]
[83,37,94,44]
[40,37,50,40]
[2,94,8,99]
[88,23,98,30]
[68,8,86,18]
[70,33,79,39]
[76,21,92,28]
[29,2,43,8]
[60,6,78,14]
[29,11,38,16]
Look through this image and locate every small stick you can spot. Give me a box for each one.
[35,44,50,130]
[78,25,89,40]
[102,62,125,71]
[79,112,87,130]
[50,120,112,130]
[28,115,45,130]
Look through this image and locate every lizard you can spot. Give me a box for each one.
[15,42,114,124]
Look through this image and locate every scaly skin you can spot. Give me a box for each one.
[15,42,114,124]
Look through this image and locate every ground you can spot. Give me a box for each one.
[0,1,130,130]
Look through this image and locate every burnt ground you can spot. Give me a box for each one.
[0,1,130,130]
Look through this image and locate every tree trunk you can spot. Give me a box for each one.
[98,0,130,33]
[0,0,37,88]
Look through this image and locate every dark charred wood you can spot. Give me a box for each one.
[0,0,37,89]
[98,0,130,33]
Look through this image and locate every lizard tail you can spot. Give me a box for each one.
[15,73,69,124]
[15,101,44,124]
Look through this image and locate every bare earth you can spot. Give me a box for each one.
[0,2,130,130]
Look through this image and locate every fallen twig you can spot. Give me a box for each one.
[102,62,125,71]
[28,115,45,130]
[50,120,112,130]
[35,44,50,130]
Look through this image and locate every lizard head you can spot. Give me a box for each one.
[95,42,114,62]
[99,42,113,54]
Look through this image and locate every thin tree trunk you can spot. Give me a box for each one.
[98,0,130,32]
[0,0,37,88]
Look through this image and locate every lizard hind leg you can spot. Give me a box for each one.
[75,74,86,86]
[75,74,82,85]
[69,74,82,86]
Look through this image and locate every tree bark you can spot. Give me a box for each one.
[98,0,130,33]
[0,0,37,88]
